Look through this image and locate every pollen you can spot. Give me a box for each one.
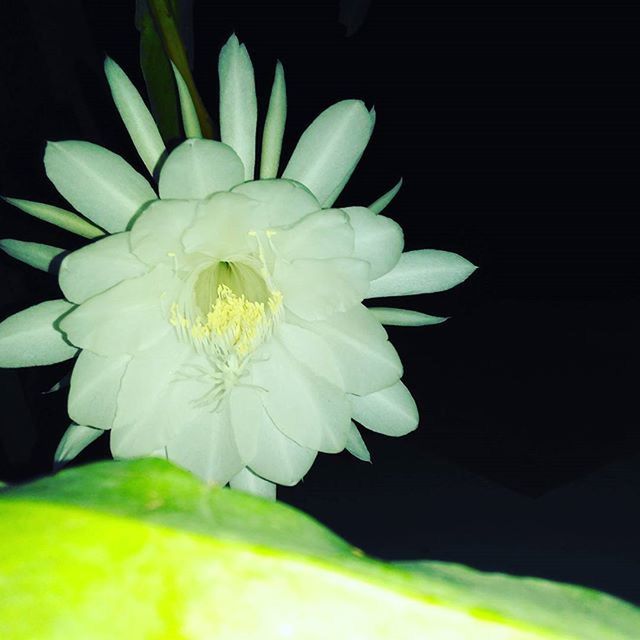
[170,284,282,357]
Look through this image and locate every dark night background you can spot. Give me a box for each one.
[1,0,639,604]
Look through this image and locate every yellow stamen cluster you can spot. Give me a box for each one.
[170,284,282,356]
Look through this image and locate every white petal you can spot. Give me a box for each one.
[370,307,447,326]
[59,265,174,356]
[249,409,317,486]
[228,385,262,463]
[129,199,198,266]
[307,304,402,395]
[252,339,350,453]
[277,323,343,388]
[104,57,165,175]
[342,206,404,279]
[218,34,257,180]
[59,233,147,304]
[367,249,477,298]
[0,300,77,367]
[165,401,244,485]
[321,105,372,207]
[68,350,129,429]
[351,380,419,436]
[229,468,276,500]
[283,100,375,206]
[158,139,245,200]
[182,192,259,258]
[345,421,371,462]
[275,257,370,321]
[112,336,204,456]
[231,179,320,226]
[271,209,353,261]
[54,423,104,468]
[0,239,63,273]
[1,196,103,238]
[368,178,403,214]
[171,61,202,139]
[259,61,286,179]
[44,141,156,232]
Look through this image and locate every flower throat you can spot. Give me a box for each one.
[170,261,282,357]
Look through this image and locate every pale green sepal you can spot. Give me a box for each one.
[54,423,104,470]
[44,141,157,233]
[367,249,477,298]
[0,299,77,367]
[369,178,403,214]
[229,468,276,500]
[43,373,71,395]
[171,61,202,139]
[370,307,448,326]
[259,61,287,179]
[283,99,375,207]
[0,239,64,273]
[218,34,257,180]
[104,57,166,176]
[2,197,103,239]
[345,422,371,462]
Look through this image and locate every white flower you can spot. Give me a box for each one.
[0,35,476,498]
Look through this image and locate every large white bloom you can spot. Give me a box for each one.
[0,36,476,498]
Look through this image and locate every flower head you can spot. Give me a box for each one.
[0,35,476,498]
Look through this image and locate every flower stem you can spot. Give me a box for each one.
[146,0,215,139]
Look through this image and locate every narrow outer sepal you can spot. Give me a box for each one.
[260,61,287,179]
[218,34,257,180]
[104,57,166,176]
[171,61,202,139]
[2,196,104,239]
[0,239,64,273]
[369,178,403,214]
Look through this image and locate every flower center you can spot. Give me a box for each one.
[170,260,282,358]
[194,261,271,314]
[169,259,283,408]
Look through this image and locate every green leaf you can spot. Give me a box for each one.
[0,459,637,639]
[135,0,181,141]
[137,0,215,140]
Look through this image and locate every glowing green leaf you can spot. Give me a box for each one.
[0,459,637,639]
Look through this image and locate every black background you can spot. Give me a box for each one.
[1,0,639,604]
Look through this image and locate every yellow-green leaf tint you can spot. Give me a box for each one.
[0,459,637,639]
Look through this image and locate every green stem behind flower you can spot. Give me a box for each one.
[145,0,215,139]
